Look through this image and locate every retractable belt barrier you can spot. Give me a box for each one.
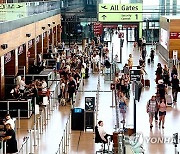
[55,114,71,154]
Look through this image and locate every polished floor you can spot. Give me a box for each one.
[14,32,180,154]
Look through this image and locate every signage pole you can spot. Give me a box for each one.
[111,43,114,63]
[120,39,122,63]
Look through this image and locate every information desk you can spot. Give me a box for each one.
[0,99,32,118]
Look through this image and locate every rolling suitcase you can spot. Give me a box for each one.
[145,79,150,87]
[165,94,173,107]
[141,79,145,87]
[147,58,151,64]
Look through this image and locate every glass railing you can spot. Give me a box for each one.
[0,1,60,34]
[0,1,61,22]
[143,5,180,21]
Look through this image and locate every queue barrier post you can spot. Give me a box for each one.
[18,109,21,129]
[29,130,33,154]
[26,137,29,154]
[65,123,68,148]
[33,123,37,147]
[63,130,66,153]
[39,112,43,134]
[61,137,64,154]
[37,116,40,139]
[0,141,3,154]
[4,141,6,154]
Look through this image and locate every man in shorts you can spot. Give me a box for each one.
[146,96,158,129]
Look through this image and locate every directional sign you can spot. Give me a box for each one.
[110,83,115,90]
[98,3,142,22]
[99,3,142,13]
[99,12,142,22]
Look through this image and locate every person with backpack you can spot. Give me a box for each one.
[146,96,159,129]
[157,79,167,99]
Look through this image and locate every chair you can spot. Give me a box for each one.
[95,126,109,153]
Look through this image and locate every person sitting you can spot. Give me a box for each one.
[97,120,112,143]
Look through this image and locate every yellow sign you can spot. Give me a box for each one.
[99,3,142,13]
[0,3,27,21]
[98,12,142,22]
[98,3,142,22]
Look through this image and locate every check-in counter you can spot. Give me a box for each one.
[25,69,55,88]
[46,59,56,69]
[49,80,60,109]
[0,99,32,118]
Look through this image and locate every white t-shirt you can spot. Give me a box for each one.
[19,80,26,90]
[5,119,15,130]
[42,81,47,91]
[16,76,21,85]
[60,83,65,89]
[98,126,107,142]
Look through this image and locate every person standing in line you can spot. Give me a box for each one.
[118,92,128,123]
[146,96,158,129]
[1,124,18,153]
[128,54,133,69]
[158,98,166,129]
[171,65,178,79]
[171,74,179,104]
[56,53,61,71]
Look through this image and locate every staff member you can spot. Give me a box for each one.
[97,121,112,143]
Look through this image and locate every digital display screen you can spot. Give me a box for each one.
[160,28,168,50]
[74,108,82,113]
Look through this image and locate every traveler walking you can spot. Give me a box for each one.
[171,74,179,104]
[158,98,166,129]
[146,96,158,129]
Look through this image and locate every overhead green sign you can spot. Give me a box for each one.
[98,3,143,22]
[0,3,27,21]
[98,12,142,22]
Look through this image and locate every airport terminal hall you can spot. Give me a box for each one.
[0,0,180,153]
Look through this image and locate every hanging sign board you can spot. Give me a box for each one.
[98,3,142,22]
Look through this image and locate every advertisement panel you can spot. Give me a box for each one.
[160,28,168,50]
